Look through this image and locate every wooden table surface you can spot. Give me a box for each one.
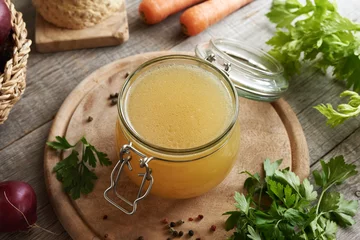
[0,0,359,239]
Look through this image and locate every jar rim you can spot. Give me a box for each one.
[118,54,239,157]
[210,38,284,76]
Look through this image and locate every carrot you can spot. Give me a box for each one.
[139,0,204,25]
[180,0,254,36]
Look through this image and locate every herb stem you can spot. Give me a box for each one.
[258,186,263,209]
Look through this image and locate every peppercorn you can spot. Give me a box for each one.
[197,214,204,220]
[210,225,216,232]
[178,231,184,237]
[137,236,144,240]
[102,214,108,220]
[87,116,93,122]
[167,238,171,240]
[176,220,184,225]
[161,218,169,224]
[172,231,179,237]
[170,222,176,227]
[196,238,201,240]
[188,217,194,221]
[125,72,129,78]
[111,99,117,106]
[188,230,194,236]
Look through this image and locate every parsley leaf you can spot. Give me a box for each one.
[235,192,251,214]
[247,225,261,240]
[315,90,360,127]
[47,136,112,200]
[313,155,357,190]
[266,0,360,91]
[225,156,358,239]
[47,136,74,150]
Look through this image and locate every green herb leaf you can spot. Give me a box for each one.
[224,156,358,240]
[331,193,358,227]
[242,171,263,197]
[313,155,357,189]
[315,90,360,127]
[47,136,74,150]
[264,158,282,177]
[224,211,242,231]
[299,178,318,201]
[247,225,261,240]
[49,136,112,200]
[266,0,360,92]
[234,192,250,214]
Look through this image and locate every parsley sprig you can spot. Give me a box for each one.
[315,90,360,127]
[266,0,360,126]
[266,0,360,91]
[224,156,358,240]
[47,136,112,200]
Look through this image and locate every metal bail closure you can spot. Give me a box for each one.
[195,38,289,102]
[104,143,154,215]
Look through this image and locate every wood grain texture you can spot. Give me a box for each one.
[35,1,129,53]
[44,51,308,240]
[0,0,360,239]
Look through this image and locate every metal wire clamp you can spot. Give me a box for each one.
[104,143,154,215]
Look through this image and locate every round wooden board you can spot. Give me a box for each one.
[44,51,309,240]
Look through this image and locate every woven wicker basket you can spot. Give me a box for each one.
[0,0,31,124]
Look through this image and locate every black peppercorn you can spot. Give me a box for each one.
[176,220,184,225]
[178,231,184,237]
[170,222,176,227]
[137,236,144,240]
[111,99,117,106]
[172,231,178,237]
[188,230,194,236]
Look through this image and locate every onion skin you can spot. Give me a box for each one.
[0,0,11,45]
[0,181,37,232]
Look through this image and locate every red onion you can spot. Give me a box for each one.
[0,0,11,45]
[0,181,37,232]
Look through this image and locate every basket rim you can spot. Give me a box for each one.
[0,0,32,124]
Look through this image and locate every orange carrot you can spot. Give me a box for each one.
[139,0,204,25]
[180,0,254,36]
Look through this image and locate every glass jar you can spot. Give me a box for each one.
[104,39,287,215]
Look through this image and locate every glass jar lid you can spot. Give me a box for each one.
[195,38,288,102]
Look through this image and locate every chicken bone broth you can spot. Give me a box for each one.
[114,56,240,199]
[124,63,234,150]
